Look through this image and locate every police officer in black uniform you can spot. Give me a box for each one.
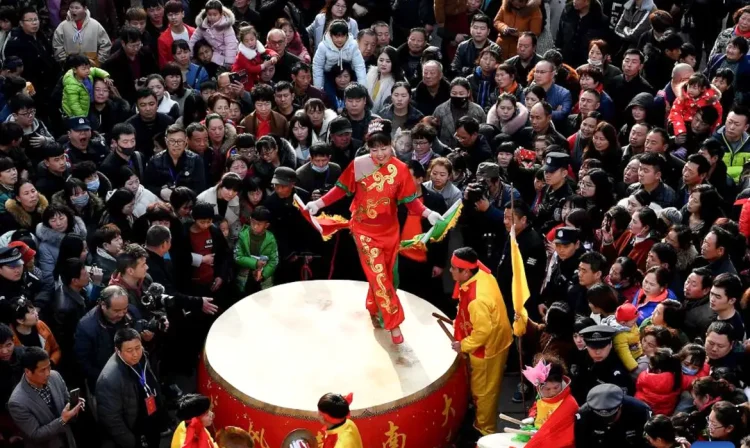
[536,152,573,233]
[497,200,546,320]
[571,325,635,405]
[540,227,585,317]
[574,383,651,448]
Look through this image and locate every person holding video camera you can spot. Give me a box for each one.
[73,285,144,391]
[457,162,519,270]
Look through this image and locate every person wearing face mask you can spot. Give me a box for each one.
[574,384,650,448]
[51,178,105,236]
[100,123,146,184]
[433,77,486,148]
[70,160,112,203]
[296,142,342,197]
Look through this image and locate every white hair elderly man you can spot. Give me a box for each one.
[413,60,451,116]
[266,28,301,83]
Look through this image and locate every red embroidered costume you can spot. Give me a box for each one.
[317,155,426,331]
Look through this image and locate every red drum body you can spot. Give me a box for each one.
[198,280,470,448]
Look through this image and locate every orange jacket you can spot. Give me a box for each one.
[12,320,61,366]
[493,0,542,59]
[434,0,467,25]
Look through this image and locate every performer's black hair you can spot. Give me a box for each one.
[176,394,211,421]
[317,393,349,418]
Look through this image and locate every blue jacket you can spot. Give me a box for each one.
[312,33,367,89]
[630,288,678,325]
[185,63,208,91]
[599,90,615,122]
[544,83,572,123]
[73,305,143,390]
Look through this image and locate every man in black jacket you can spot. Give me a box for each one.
[144,124,206,201]
[100,123,147,183]
[413,60,451,116]
[266,28,301,83]
[571,326,635,405]
[34,143,68,200]
[63,117,109,166]
[2,8,60,106]
[504,32,541,88]
[450,14,499,77]
[610,49,655,125]
[102,27,159,105]
[126,88,174,160]
[555,0,608,67]
[95,329,167,448]
[497,201,546,321]
[296,143,342,194]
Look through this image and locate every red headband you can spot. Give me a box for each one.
[451,255,477,270]
[320,393,353,425]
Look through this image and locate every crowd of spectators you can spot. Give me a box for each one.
[0,0,750,446]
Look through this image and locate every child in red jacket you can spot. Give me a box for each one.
[668,73,723,137]
[231,24,277,92]
[678,343,709,392]
[635,347,683,415]
[520,360,578,448]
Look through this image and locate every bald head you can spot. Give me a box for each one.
[266,28,286,54]
[672,63,694,83]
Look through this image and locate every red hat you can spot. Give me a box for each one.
[615,303,638,322]
[7,241,36,263]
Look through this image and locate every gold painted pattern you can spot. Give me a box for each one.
[247,420,271,448]
[358,235,398,315]
[354,197,390,222]
[366,164,398,192]
[441,394,455,427]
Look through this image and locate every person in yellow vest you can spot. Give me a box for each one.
[317,392,363,448]
[449,246,513,436]
[171,394,218,448]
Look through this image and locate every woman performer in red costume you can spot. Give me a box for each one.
[305,119,443,344]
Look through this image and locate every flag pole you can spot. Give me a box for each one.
[510,183,527,411]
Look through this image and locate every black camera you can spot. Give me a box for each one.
[137,283,173,333]
[465,181,488,203]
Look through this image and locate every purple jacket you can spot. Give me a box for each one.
[189,6,238,66]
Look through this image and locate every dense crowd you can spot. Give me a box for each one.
[0,0,749,446]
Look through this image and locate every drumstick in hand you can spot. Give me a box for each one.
[499,413,525,426]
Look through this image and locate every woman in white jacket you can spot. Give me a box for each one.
[306,0,359,49]
[121,167,158,218]
[487,92,529,137]
[366,46,404,114]
[146,74,180,121]
[197,172,243,246]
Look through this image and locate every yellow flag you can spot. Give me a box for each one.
[511,227,530,337]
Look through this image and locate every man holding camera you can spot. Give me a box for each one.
[73,285,143,391]
[461,162,521,267]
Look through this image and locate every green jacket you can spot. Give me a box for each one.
[234,226,279,291]
[61,67,110,118]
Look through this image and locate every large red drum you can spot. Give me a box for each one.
[198,280,469,448]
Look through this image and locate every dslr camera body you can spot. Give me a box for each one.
[137,283,174,333]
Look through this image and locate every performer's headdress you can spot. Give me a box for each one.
[317,392,354,424]
[365,119,393,147]
[522,360,551,388]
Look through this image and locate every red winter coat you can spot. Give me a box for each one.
[158,25,195,68]
[680,363,709,392]
[635,370,680,415]
[736,197,750,241]
[230,44,278,92]
[526,380,578,448]
[600,230,656,272]
[668,85,723,136]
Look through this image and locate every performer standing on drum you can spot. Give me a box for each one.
[449,247,513,436]
[305,119,444,344]
[317,393,363,448]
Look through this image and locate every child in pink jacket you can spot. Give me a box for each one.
[668,73,723,136]
[189,0,238,68]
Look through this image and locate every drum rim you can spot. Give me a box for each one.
[203,349,463,419]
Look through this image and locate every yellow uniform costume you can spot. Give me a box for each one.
[453,261,513,435]
[322,419,364,448]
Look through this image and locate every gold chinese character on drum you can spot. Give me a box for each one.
[197,280,470,447]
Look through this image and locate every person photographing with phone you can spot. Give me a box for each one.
[8,347,82,448]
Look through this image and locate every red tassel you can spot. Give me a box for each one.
[344,393,353,405]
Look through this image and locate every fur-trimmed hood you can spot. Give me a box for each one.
[502,0,542,15]
[196,6,235,31]
[5,195,49,229]
[35,216,87,246]
[50,189,105,217]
